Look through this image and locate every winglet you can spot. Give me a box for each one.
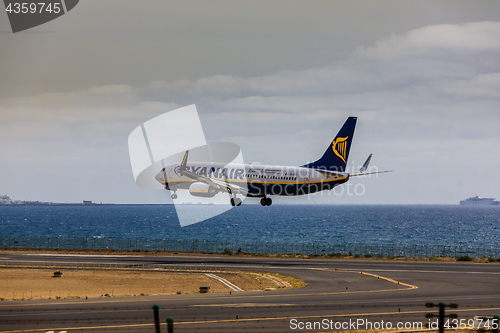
[180,150,189,171]
[359,153,372,172]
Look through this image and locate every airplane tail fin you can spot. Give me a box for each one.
[301,117,357,172]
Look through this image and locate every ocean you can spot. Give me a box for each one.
[0,205,499,247]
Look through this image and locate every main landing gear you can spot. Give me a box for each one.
[228,187,242,206]
[230,198,242,206]
[260,197,272,206]
[171,192,178,200]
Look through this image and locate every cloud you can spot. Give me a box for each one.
[357,21,500,59]
[1,22,500,204]
[135,22,500,110]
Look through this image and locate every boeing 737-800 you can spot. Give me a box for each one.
[155,117,389,206]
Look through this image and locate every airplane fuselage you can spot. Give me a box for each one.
[156,162,349,198]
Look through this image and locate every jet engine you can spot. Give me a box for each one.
[189,182,218,198]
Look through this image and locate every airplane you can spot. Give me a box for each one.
[155,117,391,206]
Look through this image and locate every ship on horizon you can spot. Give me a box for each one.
[460,196,500,206]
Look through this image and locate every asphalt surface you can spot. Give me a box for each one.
[1,252,500,332]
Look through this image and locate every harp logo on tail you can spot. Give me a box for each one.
[332,136,348,163]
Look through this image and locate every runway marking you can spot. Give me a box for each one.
[3,295,500,318]
[249,272,292,288]
[3,307,500,332]
[0,323,155,332]
[176,307,500,325]
[309,268,419,290]
[0,308,150,317]
[175,307,500,325]
[316,268,418,289]
[192,302,296,308]
[205,273,243,291]
[340,268,500,275]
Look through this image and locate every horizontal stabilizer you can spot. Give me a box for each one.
[350,170,393,177]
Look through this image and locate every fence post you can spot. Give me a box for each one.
[167,317,174,333]
[153,305,161,333]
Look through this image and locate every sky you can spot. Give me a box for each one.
[1,0,499,205]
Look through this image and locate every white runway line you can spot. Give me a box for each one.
[205,273,243,291]
[249,273,292,288]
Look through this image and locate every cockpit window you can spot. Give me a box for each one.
[161,168,165,172]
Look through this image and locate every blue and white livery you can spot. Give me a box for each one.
[155,117,390,206]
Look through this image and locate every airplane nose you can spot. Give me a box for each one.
[155,171,164,183]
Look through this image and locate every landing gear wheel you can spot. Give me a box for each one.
[231,198,242,206]
[260,197,272,206]
[171,193,178,200]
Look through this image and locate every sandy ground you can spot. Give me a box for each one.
[0,268,304,301]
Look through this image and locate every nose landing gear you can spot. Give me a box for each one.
[171,193,178,200]
[260,197,272,206]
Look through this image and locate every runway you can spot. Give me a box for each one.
[1,253,500,332]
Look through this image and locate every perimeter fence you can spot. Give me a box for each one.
[1,236,499,259]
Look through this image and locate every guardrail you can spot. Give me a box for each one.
[0,260,235,273]
[0,236,499,259]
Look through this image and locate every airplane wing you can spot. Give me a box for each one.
[177,151,249,196]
